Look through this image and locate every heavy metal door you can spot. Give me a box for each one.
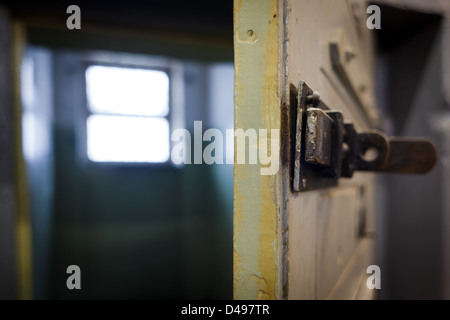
[234,0,384,299]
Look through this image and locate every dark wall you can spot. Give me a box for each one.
[0,1,233,62]
[375,5,445,299]
[0,0,233,39]
[0,6,16,300]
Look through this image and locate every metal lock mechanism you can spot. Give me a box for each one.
[293,81,437,192]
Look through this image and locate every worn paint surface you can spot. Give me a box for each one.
[233,0,282,299]
[285,0,377,299]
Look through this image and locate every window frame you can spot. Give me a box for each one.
[76,52,182,168]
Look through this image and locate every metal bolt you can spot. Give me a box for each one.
[306,91,321,107]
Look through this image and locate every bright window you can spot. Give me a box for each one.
[85,65,170,163]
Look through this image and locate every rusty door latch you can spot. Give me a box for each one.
[293,81,437,192]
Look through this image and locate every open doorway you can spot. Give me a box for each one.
[2,1,234,299]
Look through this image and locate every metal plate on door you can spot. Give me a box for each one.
[293,81,437,192]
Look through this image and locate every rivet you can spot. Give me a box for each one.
[302,178,307,188]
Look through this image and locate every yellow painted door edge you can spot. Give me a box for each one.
[233,0,285,300]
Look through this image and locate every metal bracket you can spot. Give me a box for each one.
[293,81,437,192]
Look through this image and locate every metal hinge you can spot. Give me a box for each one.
[293,81,437,192]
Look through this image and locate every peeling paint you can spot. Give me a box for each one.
[234,0,282,300]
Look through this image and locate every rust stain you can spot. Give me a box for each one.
[257,0,280,300]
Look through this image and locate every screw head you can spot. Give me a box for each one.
[306,91,321,107]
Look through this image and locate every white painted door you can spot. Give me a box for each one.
[234,0,379,299]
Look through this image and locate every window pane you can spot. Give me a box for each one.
[86,66,169,116]
[87,115,170,163]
